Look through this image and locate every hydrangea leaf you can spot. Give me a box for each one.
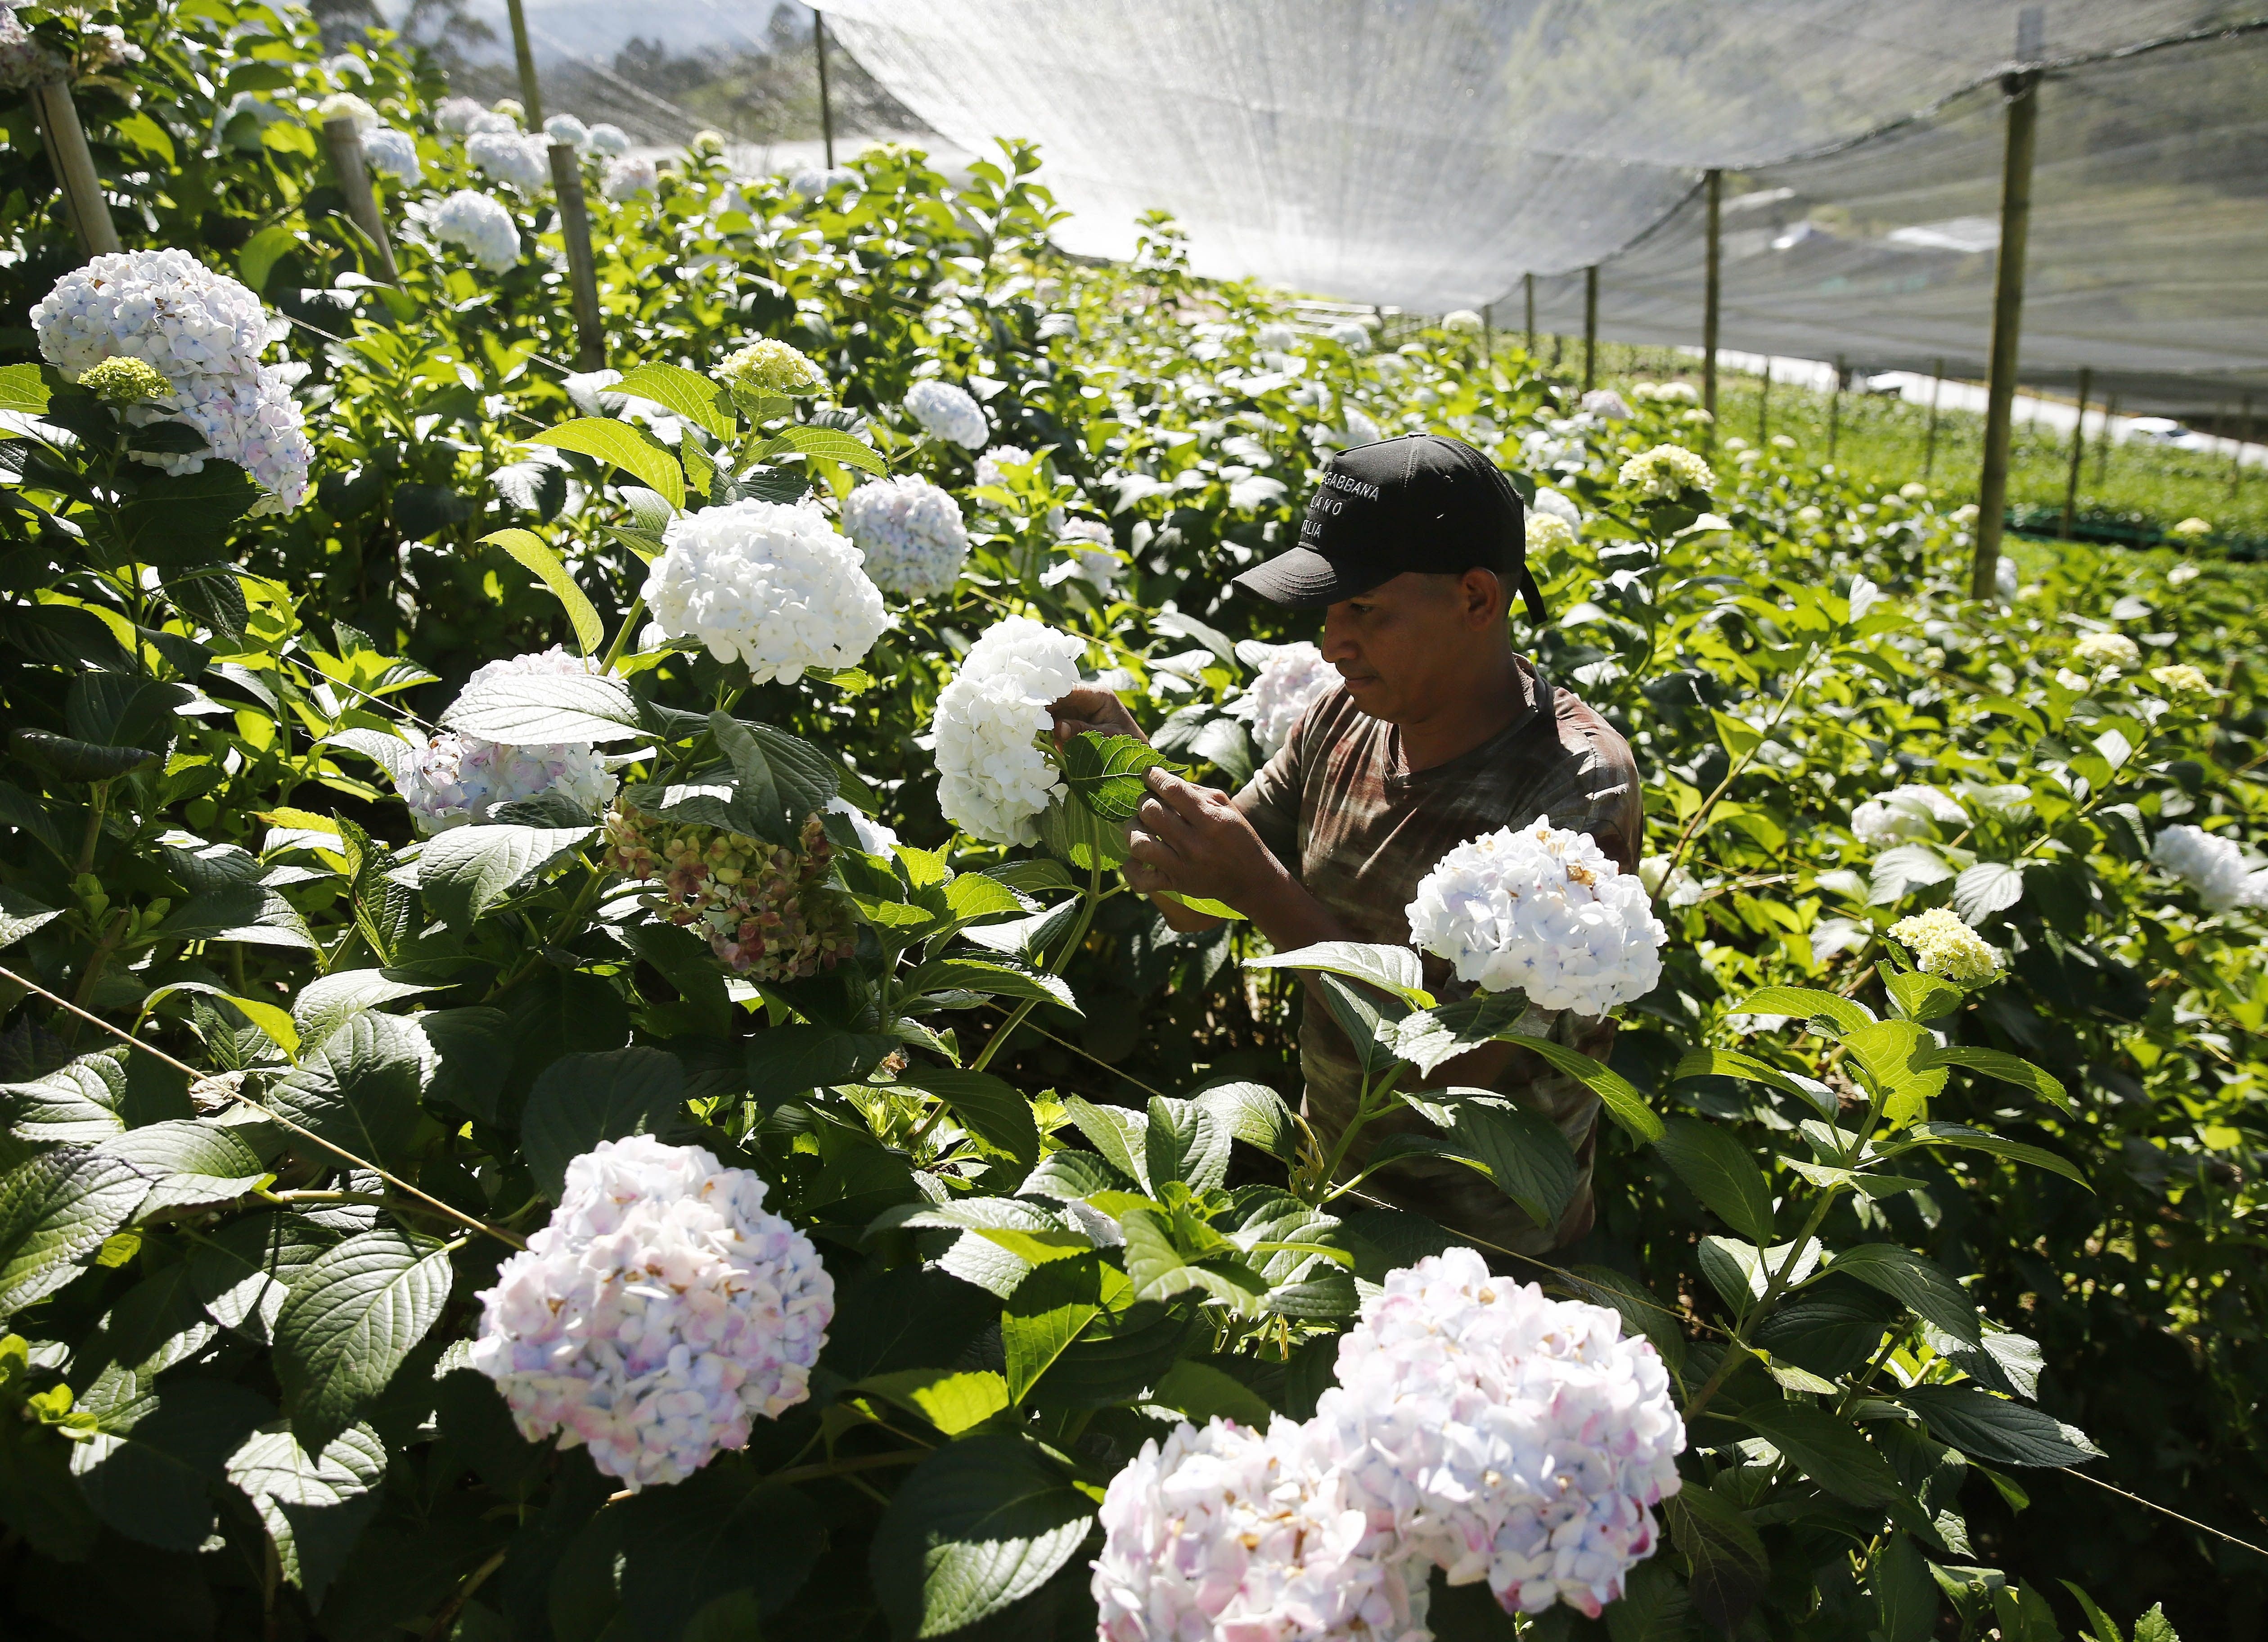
[0,1147,149,1319]
[611,362,735,441]
[98,1121,270,1221]
[528,417,686,511]
[777,424,889,476]
[1060,731,1175,823]
[867,1434,1094,1641]
[1911,1046,2071,1114]
[1828,1243,1981,1347]
[441,668,644,744]
[893,1065,1039,1167]
[1653,1115,1775,1244]
[68,1373,272,1551]
[521,1046,688,1200]
[1245,940,1432,1007]
[418,822,593,932]
[273,1228,454,1453]
[224,1421,387,1603]
[1897,1385,2103,1468]
[482,528,604,656]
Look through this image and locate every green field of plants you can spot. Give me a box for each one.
[2,5,2264,1642]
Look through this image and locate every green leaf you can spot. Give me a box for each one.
[1842,1020,1948,1124]
[0,1148,148,1318]
[522,1047,687,1200]
[291,971,439,1048]
[238,224,299,292]
[1145,1095,1232,1194]
[1119,1208,1269,1313]
[1000,1254,1103,1403]
[1874,1532,1940,1642]
[746,1026,898,1109]
[1829,1243,1980,1346]
[1653,1115,1776,1243]
[610,1469,825,1640]
[1897,1385,2105,1468]
[70,1375,271,1551]
[1605,1560,1694,1642]
[1151,1358,1274,1427]
[98,1121,269,1220]
[2133,1604,2181,1642]
[1886,1121,2088,1187]
[1883,969,1966,1024]
[1033,791,1129,871]
[867,1435,1093,1640]
[856,1369,1012,1437]
[1672,1047,1836,1119]
[273,1229,454,1452]
[1737,1402,1927,1525]
[1663,1483,1769,1632]
[1387,990,1533,1077]
[895,1066,1039,1166]
[2,1054,126,1145]
[2061,1582,2127,1642]
[1195,1081,1296,1162]
[1503,1030,1664,1144]
[1728,986,1877,1037]
[225,1421,387,1604]
[1060,731,1174,822]
[1871,843,1957,904]
[264,1012,428,1173]
[11,727,161,783]
[0,362,49,414]
[483,528,605,655]
[778,424,890,475]
[1913,1046,2072,1114]
[419,822,593,931]
[1441,1090,1580,1229]
[1953,861,2026,923]
[0,886,61,950]
[1243,941,1433,1006]
[441,666,644,744]
[906,958,1077,1015]
[529,417,687,510]
[611,362,736,440]
[1059,1095,1150,1190]
[189,1211,335,1344]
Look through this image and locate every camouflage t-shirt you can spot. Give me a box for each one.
[1233,656,1643,1256]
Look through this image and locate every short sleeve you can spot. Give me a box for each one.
[1526,701,1643,873]
[1234,730,1303,869]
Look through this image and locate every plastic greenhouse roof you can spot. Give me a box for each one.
[814,0,2268,411]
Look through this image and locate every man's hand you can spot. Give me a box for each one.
[1125,768,1285,909]
[1048,686,1145,751]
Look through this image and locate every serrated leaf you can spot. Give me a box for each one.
[896,1065,1039,1166]
[522,1046,686,1200]
[1830,1243,1980,1346]
[1842,1020,1948,1124]
[1000,1253,1103,1403]
[1671,1047,1836,1119]
[225,1421,387,1603]
[1503,1029,1665,1144]
[190,1210,336,1343]
[1061,731,1174,822]
[1913,1046,2071,1114]
[290,971,439,1047]
[1898,1385,2103,1468]
[1441,1090,1580,1229]
[1243,941,1431,1006]
[867,1435,1092,1640]
[1119,1208,1268,1312]
[1728,985,1876,1036]
[441,669,644,744]
[0,885,63,949]
[778,424,889,475]
[99,1121,269,1220]
[1883,969,1966,1024]
[1033,791,1129,871]
[612,362,736,440]
[2,1054,127,1144]
[273,1228,454,1452]
[0,1147,148,1317]
[420,822,592,930]
[1886,1121,2088,1186]
[70,1374,272,1551]
[1738,1402,1927,1529]
[0,361,49,414]
[746,1026,898,1109]
[484,528,605,655]
[1871,843,1957,904]
[529,417,686,510]
[1953,861,2025,923]
[265,1012,428,1173]
[1059,1095,1150,1191]
[1664,1482,1769,1632]
[857,1369,1012,1437]
[1145,1095,1231,1194]
[1195,1081,1296,1162]
[1151,1358,1274,1426]
[1653,1115,1775,1243]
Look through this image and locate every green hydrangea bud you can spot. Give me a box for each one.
[77,357,171,405]
[715,338,828,398]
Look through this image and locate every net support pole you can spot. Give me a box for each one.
[1581,265,1598,394]
[504,0,544,125]
[30,77,120,259]
[550,143,606,370]
[1758,360,1770,445]
[1924,359,1943,479]
[1972,68,2042,600]
[1481,303,1493,370]
[1523,273,1535,351]
[2096,392,2117,483]
[1829,356,1844,463]
[2234,394,2254,498]
[815,11,835,168]
[1702,169,1721,434]
[322,117,399,284]
[2061,366,2091,541]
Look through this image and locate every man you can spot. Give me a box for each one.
[1049,433,1641,1257]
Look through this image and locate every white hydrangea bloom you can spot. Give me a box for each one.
[2170,516,2212,538]
[842,476,970,599]
[1579,389,1631,421]
[470,1135,833,1491]
[1093,1416,1432,1642]
[586,122,632,154]
[362,126,422,184]
[431,189,522,271]
[434,95,489,133]
[0,2,56,90]
[1887,907,2002,983]
[1617,444,1714,498]
[1995,555,2020,600]
[933,616,1086,845]
[601,153,659,200]
[826,795,899,857]
[1850,784,1966,847]
[904,379,989,449]
[1532,487,1580,529]
[788,163,858,198]
[1343,407,1383,447]
[1249,641,1337,756]
[315,91,378,132]
[2151,824,2268,912]
[1308,1248,1683,1620]
[1406,819,1667,1016]
[641,499,887,683]
[1326,320,1373,352]
[468,129,551,192]
[1256,321,1298,350]
[2151,663,2214,697]
[393,649,619,831]
[2167,562,2201,586]
[1441,309,1484,334]
[1526,513,1575,556]
[543,113,589,148]
[1044,517,1122,589]
[32,249,268,381]
[974,444,1030,488]
[2072,631,2140,671]
[31,252,311,513]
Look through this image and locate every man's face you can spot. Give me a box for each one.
[1318,569,1503,722]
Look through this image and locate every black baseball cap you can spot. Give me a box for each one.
[1233,433,1548,621]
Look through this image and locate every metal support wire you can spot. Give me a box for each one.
[2062,365,2092,540]
[1973,66,2042,599]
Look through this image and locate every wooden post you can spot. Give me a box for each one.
[1702,169,1721,431]
[1924,358,1944,479]
[1581,265,1598,393]
[30,77,121,259]
[1973,68,2043,600]
[815,10,835,168]
[1481,302,1493,368]
[550,144,606,370]
[2233,394,2254,497]
[2096,391,2117,483]
[504,0,544,124]
[1757,359,1770,445]
[1829,355,1845,463]
[1523,273,1535,352]
[2061,365,2091,541]
[322,117,399,283]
